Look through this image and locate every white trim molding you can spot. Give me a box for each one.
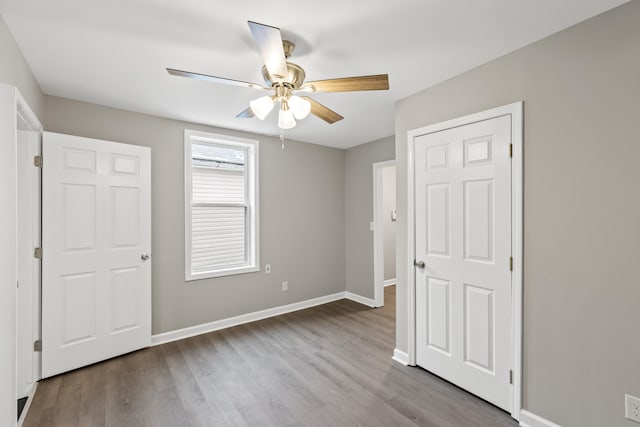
[519,410,562,427]
[0,85,42,427]
[406,101,524,419]
[152,291,385,346]
[344,292,376,308]
[384,278,397,287]
[392,349,410,366]
[511,102,525,421]
[152,292,345,346]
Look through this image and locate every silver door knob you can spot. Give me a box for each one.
[414,259,425,269]
[141,253,150,261]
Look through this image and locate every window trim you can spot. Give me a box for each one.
[184,129,259,281]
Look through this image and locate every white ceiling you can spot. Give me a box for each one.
[0,0,629,148]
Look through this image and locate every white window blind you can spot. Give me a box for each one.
[185,131,259,280]
[192,167,245,204]
[191,167,246,272]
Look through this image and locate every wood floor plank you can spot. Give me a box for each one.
[160,342,218,427]
[23,286,517,426]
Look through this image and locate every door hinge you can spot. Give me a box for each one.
[509,256,513,272]
[34,247,42,259]
[33,340,42,352]
[509,369,513,384]
[34,155,43,168]
[509,144,513,158]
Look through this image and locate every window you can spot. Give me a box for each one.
[184,130,259,280]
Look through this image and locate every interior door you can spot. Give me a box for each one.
[414,115,512,410]
[42,132,151,378]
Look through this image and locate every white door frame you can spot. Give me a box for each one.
[405,102,523,419]
[0,85,42,427]
[373,160,396,307]
[17,129,42,398]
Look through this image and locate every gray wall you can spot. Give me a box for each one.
[345,136,395,298]
[44,96,346,334]
[395,2,640,426]
[0,16,43,118]
[382,166,396,282]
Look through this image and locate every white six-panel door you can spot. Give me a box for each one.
[42,132,151,378]
[415,115,512,410]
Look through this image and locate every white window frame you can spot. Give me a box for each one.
[184,129,259,280]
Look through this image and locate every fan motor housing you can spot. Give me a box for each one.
[262,62,305,88]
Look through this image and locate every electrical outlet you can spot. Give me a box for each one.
[265,264,271,274]
[626,394,640,423]
[282,281,288,292]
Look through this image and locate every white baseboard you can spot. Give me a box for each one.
[17,381,38,427]
[392,348,410,366]
[384,278,397,287]
[344,291,376,307]
[519,410,561,427]
[152,292,346,346]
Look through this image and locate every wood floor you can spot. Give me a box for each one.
[24,286,518,426]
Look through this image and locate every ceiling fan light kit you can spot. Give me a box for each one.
[167,21,389,130]
[288,95,311,120]
[277,101,296,130]
[249,95,275,120]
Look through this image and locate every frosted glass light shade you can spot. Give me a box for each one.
[288,96,311,120]
[278,108,296,129]
[249,96,275,120]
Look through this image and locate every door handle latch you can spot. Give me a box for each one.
[414,259,425,269]
[141,253,150,261]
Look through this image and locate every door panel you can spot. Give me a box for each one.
[464,283,494,372]
[42,132,151,378]
[62,183,96,250]
[426,184,449,256]
[61,272,97,345]
[426,277,450,354]
[415,115,511,410]
[464,180,493,261]
[111,267,141,332]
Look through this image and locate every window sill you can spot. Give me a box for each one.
[185,265,260,281]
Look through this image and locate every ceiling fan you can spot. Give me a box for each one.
[167,21,389,130]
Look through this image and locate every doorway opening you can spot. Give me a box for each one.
[373,160,396,307]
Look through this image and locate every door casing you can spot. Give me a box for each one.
[405,102,523,419]
[0,85,43,427]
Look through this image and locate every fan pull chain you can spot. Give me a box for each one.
[280,131,286,150]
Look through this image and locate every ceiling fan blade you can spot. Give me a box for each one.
[303,74,389,93]
[247,21,288,80]
[302,97,344,124]
[166,68,267,90]
[236,107,255,118]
